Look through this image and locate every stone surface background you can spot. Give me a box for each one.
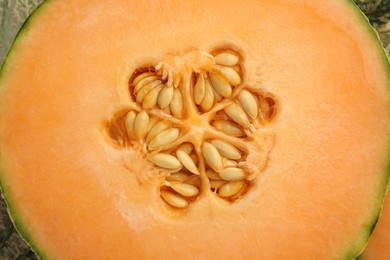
[0,0,389,259]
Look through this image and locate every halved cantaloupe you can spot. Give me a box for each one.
[0,0,389,259]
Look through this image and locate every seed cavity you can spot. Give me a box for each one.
[107,47,277,210]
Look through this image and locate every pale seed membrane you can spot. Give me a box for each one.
[206,169,222,180]
[210,180,227,189]
[224,159,238,168]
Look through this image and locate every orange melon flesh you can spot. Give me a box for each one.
[0,0,389,259]
[361,188,390,259]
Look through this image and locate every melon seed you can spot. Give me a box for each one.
[224,103,250,127]
[209,71,232,98]
[134,75,159,93]
[238,89,258,119]
[149,153,182,170]
[202,142,222,172]
[136,80,162,103]
[200,79,214,111]
[143,84,162,109]
[161,190,188,208]
[133,72,155,86]
[194,73,205,105]
[167,181,199,197]
[146,120,170,143]
[124,110,136,137]
[133,111,149,140]
[210,139,241,160]
[177,143,193,154]
[214,52,239,66]
[218,66,241,86]
[149,128,180,150]
[176,150,199,175]
[166,171,191,182]
[158,85,174,109]
[219,167,246,181]
[170,88,183,117]
[218,181,245,197]
[212,120,246,137]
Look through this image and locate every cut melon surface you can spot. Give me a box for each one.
[0,0,389,259]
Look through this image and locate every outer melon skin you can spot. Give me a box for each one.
[0,0,389,259]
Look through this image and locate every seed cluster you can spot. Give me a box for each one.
[107,48,276,210]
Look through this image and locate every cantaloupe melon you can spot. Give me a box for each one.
[0,0,389,259]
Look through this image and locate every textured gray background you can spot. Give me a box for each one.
[0,0,389,259]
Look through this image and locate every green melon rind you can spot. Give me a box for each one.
[343,1,390,259]
[0,1,49,259]
[0,0,389,259]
